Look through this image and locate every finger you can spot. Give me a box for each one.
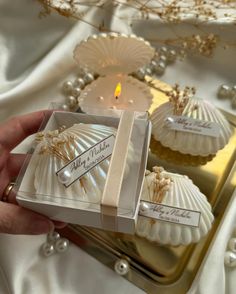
[0,202,54,234]
[0,110,52,151]
[8,153,27,178]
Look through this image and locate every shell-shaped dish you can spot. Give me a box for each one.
[79,75,153,115]
[33,124,133,207]
[136,168,214,246]
[150,97,232,156]
[73,33,155,75]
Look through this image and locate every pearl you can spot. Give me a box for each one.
[134,68,146,80]
[231,96,236,109]
[71,87,81,97]
[150,60,158,71]
[114,259,130,276]
[84,73,94,84]
[154,61,166,75]
[41,242,55,257]
[229,238,236,252]
[159,55,167,63]
[159,46,168,55]
[47,231,60,243]
[62,81,73,94]
[55,238,69,253]
[128,99,133,104]
[98,96,104,101]
[110,106,117,109]
[224,251,236,267]
[66,96,77,108]
[167,49,177,63]
[145,67,152,76]
[218,85,231,99]
[58,170,71,185]
[62,104,69,111]
[139,201,150,214]
[75,78,85,89]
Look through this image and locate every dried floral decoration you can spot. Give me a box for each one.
[166,84,196,115]
[37,0,235,57]
[35,126,75,162]
[147,166,172,204]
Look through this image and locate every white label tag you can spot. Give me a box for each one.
[56,134,115,187]
[139,201,201,227]
[165,115,220,138]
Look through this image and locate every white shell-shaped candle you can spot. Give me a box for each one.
[136,167,214,246]
[33,124,133,206]
[79,75,153,115]
[150,97,232,156]
[73,33,155,75]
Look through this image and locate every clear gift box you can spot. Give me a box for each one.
[16,110,151,234]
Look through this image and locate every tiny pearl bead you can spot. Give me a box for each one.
[150,60,158,71]
[66,96,77,108]
[41,243,55,257]
[139,201,150,214]
[134,68,146,80]
[75,78,85,89]
[62,81,73,94]
[114,259,130,276]
[98,96,104,101]
[154,61,166,75]
[224,251,236,267]
[218,85,231,99]
[159,46,168,55]
[84,73,94,84]
[62,104,69,111]
[72,87,81,97]
[47,231,60,243]
[159,55,167,63]
[58,170,71,185]
[167,49,177,63]
[145,67,152,76]
[128,99,133,104]
[55,238,69,253]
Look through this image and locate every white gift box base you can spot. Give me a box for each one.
[16,111,151,234]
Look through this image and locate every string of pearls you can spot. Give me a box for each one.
[60,46,179,111]
[217,84,236,109]
[41,231,69,257]
[61,69,97,111]
[132,46,178,80]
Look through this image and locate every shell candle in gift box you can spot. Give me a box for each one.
[73,33,155,115]
[136,167,214,246]
[16,111,152,234]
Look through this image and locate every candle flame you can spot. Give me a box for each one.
[114,83,121,99]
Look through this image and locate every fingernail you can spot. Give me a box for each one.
[31,220,54,234]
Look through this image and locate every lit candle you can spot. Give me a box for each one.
[78,75,153,115]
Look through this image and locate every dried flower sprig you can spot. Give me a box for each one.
[147,166,172,204]
[167,84,196,115]
[35,126,75,162]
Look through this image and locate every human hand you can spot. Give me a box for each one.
[0,111,65,234]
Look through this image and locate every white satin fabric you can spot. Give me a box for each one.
[0,1,235,293]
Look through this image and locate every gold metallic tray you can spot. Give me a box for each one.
[68,80,236,294]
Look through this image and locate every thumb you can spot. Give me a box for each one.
[0,202,54,235]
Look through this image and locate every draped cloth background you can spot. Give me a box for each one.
[0,1,235,293]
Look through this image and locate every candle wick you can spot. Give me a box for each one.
[115,96,119,100]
